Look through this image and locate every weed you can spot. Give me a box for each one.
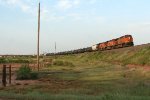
[16,65,38,80]
[53,60,75,67]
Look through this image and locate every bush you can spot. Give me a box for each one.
[16,65,31,80]
[12,59,29,63]
[16,65,38,80]
[30,72,38,79]
[0,58,6,63]
[0,58,29,64]
[64,61,75,67]
[53,60,75,67]
[53,60,64,66]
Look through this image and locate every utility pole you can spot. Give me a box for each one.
[55,42,56,59]
[37,2,40,71]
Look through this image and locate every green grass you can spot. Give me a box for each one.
[0,88,150,100]
[0,46,150,100]
[53,60,75,67]
[0,57,30,63]
[1,63,149,100]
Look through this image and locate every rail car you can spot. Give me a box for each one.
[97,35,134,51]
[46,35,134,56]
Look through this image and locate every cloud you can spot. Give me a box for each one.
[58,0,72,10]
[0,0,59,21]
[89,0,97,4]
[19,3,31,12]
[0,0,32,13]
[73,0,80,5]
[0,0,101,22]
[5,0,19,4]
[56,0,81,10]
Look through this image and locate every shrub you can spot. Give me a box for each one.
[53,60,64,66]
[16,65,31,80]
[53,60,75,67]
[16,65,38,80]
[30,72,38,79]
[12,59,29,63]
[0,58,29,64]
[64,61,75,67]
[0,58,6,63]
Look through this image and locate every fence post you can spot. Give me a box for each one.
[9,65,11,84]
[2,65,6,87]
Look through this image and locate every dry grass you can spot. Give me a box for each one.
[0,46,150,100]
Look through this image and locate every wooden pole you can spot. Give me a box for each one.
[9,65,11,84]
[55,42,56,59]
[2,65,6,87]
[37,2,40,71]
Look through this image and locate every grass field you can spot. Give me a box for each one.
[0,46,150,100]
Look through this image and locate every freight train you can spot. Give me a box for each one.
[46,35,134,56]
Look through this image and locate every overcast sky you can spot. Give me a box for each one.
[0,0,150,55]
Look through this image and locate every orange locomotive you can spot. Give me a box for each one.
[99,42,107,50]
[98,35,134,50]
[46,35,134,56]
[117,35,134,48]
